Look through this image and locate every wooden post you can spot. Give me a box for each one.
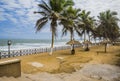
[20,50,22,56]
[45,48,47,52]
[35,49,36,54]
[105,43,107,53]
[0,52,1,59]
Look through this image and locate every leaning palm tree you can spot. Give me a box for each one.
[34,0,74,55]
[60,6,81,54]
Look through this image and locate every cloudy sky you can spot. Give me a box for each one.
[0,0,120,39]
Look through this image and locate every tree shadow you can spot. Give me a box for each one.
[115,59,120,66]
[115,54,120,66]
[96,51,113,55]
[59,52,73,56]
[78,49,91,52]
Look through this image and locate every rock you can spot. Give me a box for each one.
[79,64,120,81]
[1,64,120,81]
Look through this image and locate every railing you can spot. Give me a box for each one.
[0,45,81,59]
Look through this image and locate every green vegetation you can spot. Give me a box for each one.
[34,0,120,54]
[34,0,74,55]
[97,10,120,42]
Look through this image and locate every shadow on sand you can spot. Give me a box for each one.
[115,53,120,66]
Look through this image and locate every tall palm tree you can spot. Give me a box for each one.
[97,10,119,41]
[78,10,95,51]
[78,10,95,42]
[97,10,120,52]
[61,6,81,40]
[60,6,81,54]
[34,0,74,55]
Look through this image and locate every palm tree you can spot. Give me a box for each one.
[61,6,81,40]
[60,6,81,54]
[78,10,95,51]
[97,10,119,41]
[97,10,120,52]
[78,10,95,42]
[34,0,74,55]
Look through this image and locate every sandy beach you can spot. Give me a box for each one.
[0,45,120,81]
[1,0,120,80]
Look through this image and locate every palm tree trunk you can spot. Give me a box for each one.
[105,43,107,53]
[83,30,86,49]
[70,32,73,50]
[94,38,96,45]
[88,33,90,42]
[50,31,54,55]
[70,31,75,55]
[84,30,86,42]
[70,32,73,41]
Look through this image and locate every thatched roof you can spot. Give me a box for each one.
[66,40,81,45]
[100,39,111,44]
[82,40,92,44]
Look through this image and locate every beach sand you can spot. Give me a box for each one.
[0,45,120,81]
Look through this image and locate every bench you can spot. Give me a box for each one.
[0,59,21,77]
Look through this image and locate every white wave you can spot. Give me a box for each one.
[0,42,67,51]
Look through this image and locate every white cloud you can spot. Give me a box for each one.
[18,0,33,9]
[0,0,120,39]
[0,0,21,10]
[74,0,120,18]
[0,0,39,25]
[3,13,18,23]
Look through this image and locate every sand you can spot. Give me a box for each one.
[0,45,120,81]
[28,62,44,68]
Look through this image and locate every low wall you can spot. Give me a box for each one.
[0,59,21,77]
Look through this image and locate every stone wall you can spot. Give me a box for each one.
[0,59,21,77]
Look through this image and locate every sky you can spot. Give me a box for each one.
[0,0,120,39]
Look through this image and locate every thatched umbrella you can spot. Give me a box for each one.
[100,39,111,44]
[100,39,111,53]
[82,40,92,44]
[82,40,92,51]
[115,39,120,42]
[66,39,81,54]
[66,40,81,45]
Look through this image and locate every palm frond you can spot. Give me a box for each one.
[34,11,48,16]
[64,0,74,8]
[38,3,51,13]
[35,17,48,32]
[62,27,68,36]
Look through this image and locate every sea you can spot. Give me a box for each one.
[0,39,70,51]
[0,39,100,52]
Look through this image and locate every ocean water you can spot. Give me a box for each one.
[0,39,69,51]
[0,39,100,52]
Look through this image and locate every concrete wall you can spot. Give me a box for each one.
[0,59,21,77]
